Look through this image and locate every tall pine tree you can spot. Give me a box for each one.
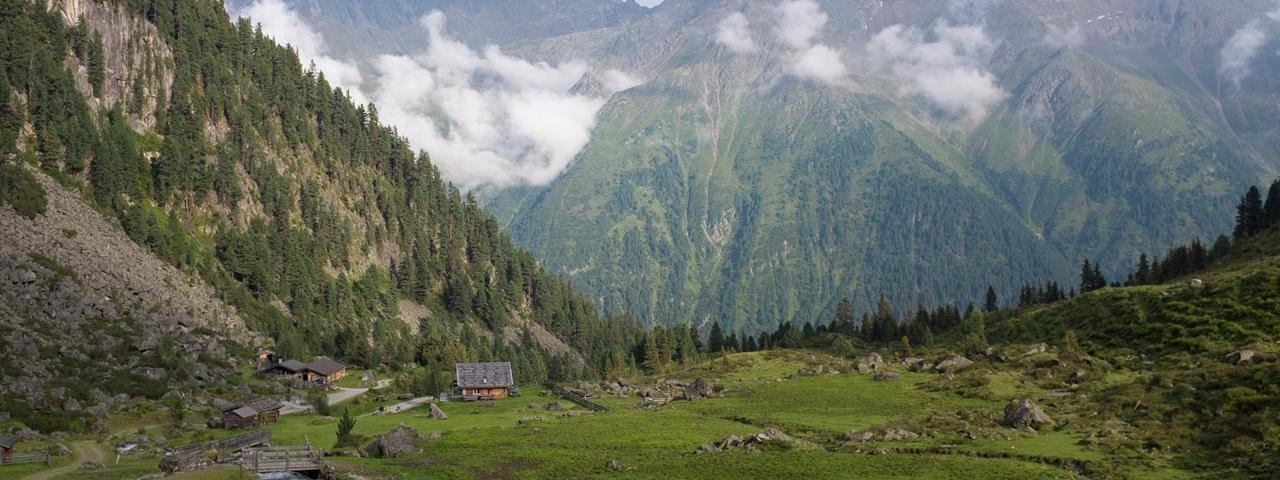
[1234,186,1265,241]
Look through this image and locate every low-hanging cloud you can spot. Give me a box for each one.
[236,0,365,104]
[1220,21,1269,85]
[867,23,1005,123]
[370,12,635,188]
[776,0,828,49]
[716,12,757,54]
[1218,3,1280,85]
[1043,23,1085,49]
[775,0,849,85]
[239,4,637,189]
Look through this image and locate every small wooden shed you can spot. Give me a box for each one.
[454,362,514,401]
[0,433,16,461]
[222,399,282,429]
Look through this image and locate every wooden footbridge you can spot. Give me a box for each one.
[167,429,271,455]
[240,445,324,473]
[549,384,608,412]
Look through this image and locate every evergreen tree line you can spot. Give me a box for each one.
[0,0,639,385]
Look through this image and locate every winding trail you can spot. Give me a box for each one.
[22,440,105,480]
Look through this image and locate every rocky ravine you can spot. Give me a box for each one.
[0,168,260,423]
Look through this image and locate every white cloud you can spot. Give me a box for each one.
[791,44,848,84]
[239,5,637,189]
[716,12,757,54]
[1270,4,1280,22]
[1219,21,1268,85]
[365,12,637,188]
[598,70,643,92]
[772,1,849,85]
[866,23,1005,123]
[776,0,828,49]
[1043,23,1085,49]
[237,0,366,104]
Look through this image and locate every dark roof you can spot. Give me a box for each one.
[247,399,281,412]
[306,358,345,376]
[0,433,16,449]
[455,362,514,388]
[228,406,258,419]
[279,359,307,372]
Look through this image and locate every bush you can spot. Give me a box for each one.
[0,163,47,219]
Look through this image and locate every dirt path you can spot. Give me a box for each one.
[22,440,105,480]
[361,395,433,417]
[281,387,370,415]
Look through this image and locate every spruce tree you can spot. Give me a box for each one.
[335,408,356,447]
[833,297,854,335]
[708,321,725,353]
[1234,186,1265,241]
[983,286,998,312]
[1264,179,1280,227]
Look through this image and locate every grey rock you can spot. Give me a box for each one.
[1001,399,1053,429]
[429,403,448,420]
[934,355,973,373]
[365,424,422,458]
[1224,349,1256,365]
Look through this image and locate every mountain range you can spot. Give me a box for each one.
[247,0,1280,334]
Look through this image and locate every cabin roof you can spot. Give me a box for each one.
[279,359,307,372]
[247,399,281,412]
[229,406,259,419]
[306,358,345,376]
[455,362,514,388]
[0,433,16,449]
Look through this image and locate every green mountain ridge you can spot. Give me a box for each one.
[0,0,634,422]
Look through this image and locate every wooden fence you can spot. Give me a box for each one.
[0,453,51,466]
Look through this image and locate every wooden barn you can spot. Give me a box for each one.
[222,399,282,429]
[259,359,306,380]
[454,362,514,401]
[0,433,15,461]
[304,358,347,385]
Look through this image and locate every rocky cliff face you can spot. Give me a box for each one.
[53,0,174,132]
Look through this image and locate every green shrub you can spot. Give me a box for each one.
[0,163,47,219]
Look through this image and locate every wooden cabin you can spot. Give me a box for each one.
[0,433,16,461]
[259,359,307,380]
[221,399,282,429]
[304,358,346,385]
[454,362,514,401]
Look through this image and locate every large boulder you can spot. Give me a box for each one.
[1022,343,1048,357]
[365,424,422,458]
[1224,349,1256,365]
[1002,399,1053,429]
[683,378,712,401]
[933,355,973,373]
[428,403,448,420]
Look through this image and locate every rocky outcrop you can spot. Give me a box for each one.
[1001,399,1053,429]
[933,355,974,373]
[365,424,422,458]
[682,378,711,401]
[696,428,794,454]
[52,0,174,132]
[1223,349,1256,365]
[429,403,448,420]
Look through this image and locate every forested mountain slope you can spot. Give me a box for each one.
[265,0,1280,335]
[0,0,634,429]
